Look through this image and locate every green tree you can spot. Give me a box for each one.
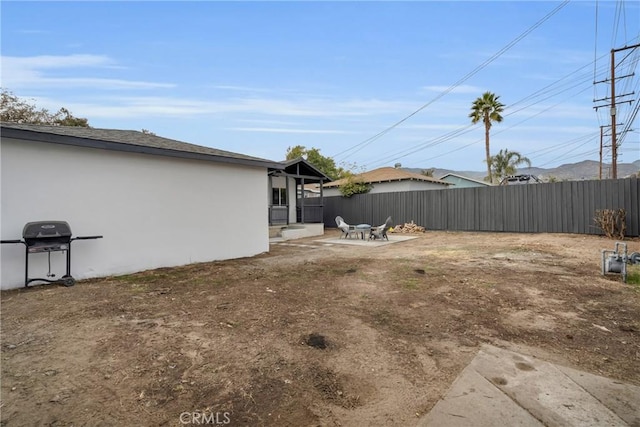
[283,146,371,196]
[285,145,306,160]
[338,170,371,198]
[285,145,344,180]
[490,149,531,184]
[1,88,89,127]
[469,92,504,183]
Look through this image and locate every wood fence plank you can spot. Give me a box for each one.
[323,179,639,236]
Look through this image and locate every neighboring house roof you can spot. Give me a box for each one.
[0,122,283,170]
[323,167,449,188]
[303,183,321,193]
[439,173,491,186]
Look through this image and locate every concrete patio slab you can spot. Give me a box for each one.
[314,234,419,247]
[419,344,639,427]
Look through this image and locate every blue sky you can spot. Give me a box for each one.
[2,1,639,173]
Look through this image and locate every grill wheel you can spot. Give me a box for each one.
[61,275,76,287]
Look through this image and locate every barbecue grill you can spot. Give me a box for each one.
[1,221,102,287]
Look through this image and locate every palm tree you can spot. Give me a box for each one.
[490,149,531,184]
[469,92,505,183]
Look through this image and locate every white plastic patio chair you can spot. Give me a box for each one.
[369,216,393,241]
[335,216,359,239]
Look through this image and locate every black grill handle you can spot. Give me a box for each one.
[1,240,25,245]
[71,235,103,241]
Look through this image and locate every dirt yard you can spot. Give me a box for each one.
[1,231,639,426]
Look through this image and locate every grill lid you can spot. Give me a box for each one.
[23,221,72,240]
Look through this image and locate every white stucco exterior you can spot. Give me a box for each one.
[1,138,269,290]
[323,180,446,197]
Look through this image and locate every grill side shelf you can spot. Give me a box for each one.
[1,240,25,245]
[71,235,103,241]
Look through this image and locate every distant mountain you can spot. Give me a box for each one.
[406,159,640,182]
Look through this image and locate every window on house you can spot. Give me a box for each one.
[272,188,287,206]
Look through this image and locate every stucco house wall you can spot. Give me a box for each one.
[1,136,271,290]
[440,173,490,188]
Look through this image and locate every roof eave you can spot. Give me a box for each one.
[1,127,284,170]
[324,177,449,188]
[279,157,332,181]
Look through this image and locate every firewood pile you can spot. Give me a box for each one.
[390,221,426,234]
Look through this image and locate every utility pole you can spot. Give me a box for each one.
[609,43,640,179]
[598,124,623,179]
[610,49,616,179]
[599,125,604,179]
[594,43,639,179]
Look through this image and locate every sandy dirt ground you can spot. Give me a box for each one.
[1,230,639,426]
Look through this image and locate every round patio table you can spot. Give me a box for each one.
[355,224,371,240]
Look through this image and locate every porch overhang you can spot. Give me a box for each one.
[268,157,333,226]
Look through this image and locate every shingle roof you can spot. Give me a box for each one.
[323,167,449,188]
[0,122,283,169]
[278,157,332,181]
[439,173,491,186]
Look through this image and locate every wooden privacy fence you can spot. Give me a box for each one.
[323,178,640,237]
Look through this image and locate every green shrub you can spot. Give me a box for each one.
[339,172,371,197]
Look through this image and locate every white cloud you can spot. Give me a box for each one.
[402,123,473,131]
[16,29,50,35]
[339,98,417,113]
[235,118,300,126]
[225,127,354,134]
[7,54,114,68]
[57,95,415,119]
[421,84,484,94]
[1,54,175,90]
[504,124,597,134]
[1,54,431,121]
[505,102,598,120]
[500,48,593,66]
[211,85,272,93]
[0,53,474,124]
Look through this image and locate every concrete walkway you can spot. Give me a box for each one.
[419,344,640,427]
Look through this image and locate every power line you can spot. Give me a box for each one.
[535,138,599,167]
[526,132,597,159]
[365,55,605,169]
[593,0,600,106]
[364,125,477,169]
[366,39,636,170]
[360,28,626,170]
[330,0,570,161]
[341,1,637,172]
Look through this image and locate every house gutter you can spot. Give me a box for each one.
[1,127,284,170]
